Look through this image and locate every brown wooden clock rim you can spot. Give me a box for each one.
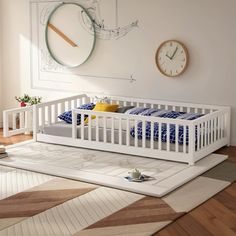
[155,39,189,78]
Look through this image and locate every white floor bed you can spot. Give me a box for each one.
[3,94,231,165]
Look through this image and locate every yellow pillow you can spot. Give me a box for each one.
[85,103,119,123]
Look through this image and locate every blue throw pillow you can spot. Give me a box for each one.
[58,103,95,125]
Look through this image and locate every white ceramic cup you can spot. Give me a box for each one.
[129,168,141,179]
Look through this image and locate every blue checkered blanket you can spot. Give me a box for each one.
[127,108,203,145]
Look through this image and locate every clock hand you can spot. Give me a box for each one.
[170,46,178,60]
[166,53,172,59]
[48,23,78,47]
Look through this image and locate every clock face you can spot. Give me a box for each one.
[156,40,188,77]
[45,3,95,68]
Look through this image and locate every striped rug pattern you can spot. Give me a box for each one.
[0,160,235,236]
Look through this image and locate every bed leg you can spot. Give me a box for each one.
[188,155,195,166]
[33,105,38,142]
[188,161,195,166]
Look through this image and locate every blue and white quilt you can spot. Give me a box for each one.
[58,103,95,125]
[128,108,203,145]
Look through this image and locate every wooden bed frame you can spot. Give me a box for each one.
[3,94,231,165]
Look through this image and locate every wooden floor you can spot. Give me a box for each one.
[0,129,32,146]
[157,147,236,236]
[0,129,235,236]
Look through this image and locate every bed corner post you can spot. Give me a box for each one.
[72,109,77,139]
[226,107,231,147]
[3,110,9,137]
[33,105,38,142]
[188,122,196,165]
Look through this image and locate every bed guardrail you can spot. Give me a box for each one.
[34,94,88,137]
[3,106,33,137]
[70,107,230,165]
[3,94,88,138]
[87,94,225,115]
[192,107,231,162]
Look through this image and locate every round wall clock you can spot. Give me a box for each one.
[155,40,188,77]
[45,3,95,68]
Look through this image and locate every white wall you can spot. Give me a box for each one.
[1,0,236,145]
[0,0,3,127]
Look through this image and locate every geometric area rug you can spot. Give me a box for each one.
[0,141,228,197]
[0,161,235,235]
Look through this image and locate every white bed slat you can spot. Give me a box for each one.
[183,125,187,153]
[142,121,146,148]
[72,112,77,139]
[103,117,107,143]
[54,104,58,123]
[208,120,211,144]
[216,116,220,140]
[126,119,130,146]
[111,117,115,144]
[204,121,208,146]
[197,124,200,150]
[96,117,99,142]
[201,123,204,148]
[81,114,84,140]
[214,117,217,141]
[20,112,24,129]
[211,118,214,143]
[175,125,179,152]
[47,106,52,125]
[167,123,170,151]
[219,116,222,139]
[74,99,78,108]
[61,103,65,113]
[88,115,92,141]
[119,118,122,145]
[77,98,81,107]
[158,122,162,150]
[207,120,210,145]
[222,114,225,138]
[68,100,72,110]
[41,108,45,129]
[12,113,17,130]
[134,120,138,147]
[150,121,154,149]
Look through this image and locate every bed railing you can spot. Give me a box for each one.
[3,94,88,138]
[3,106,33,137]
[87,95,225,115]
[70,107,230,165]
[192,107,230,162]
[34,94,88,136]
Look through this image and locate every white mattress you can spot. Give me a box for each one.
[43,118,131,137]
[42,121,186,152]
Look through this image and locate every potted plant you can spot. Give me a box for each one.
[15,94,42,107]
